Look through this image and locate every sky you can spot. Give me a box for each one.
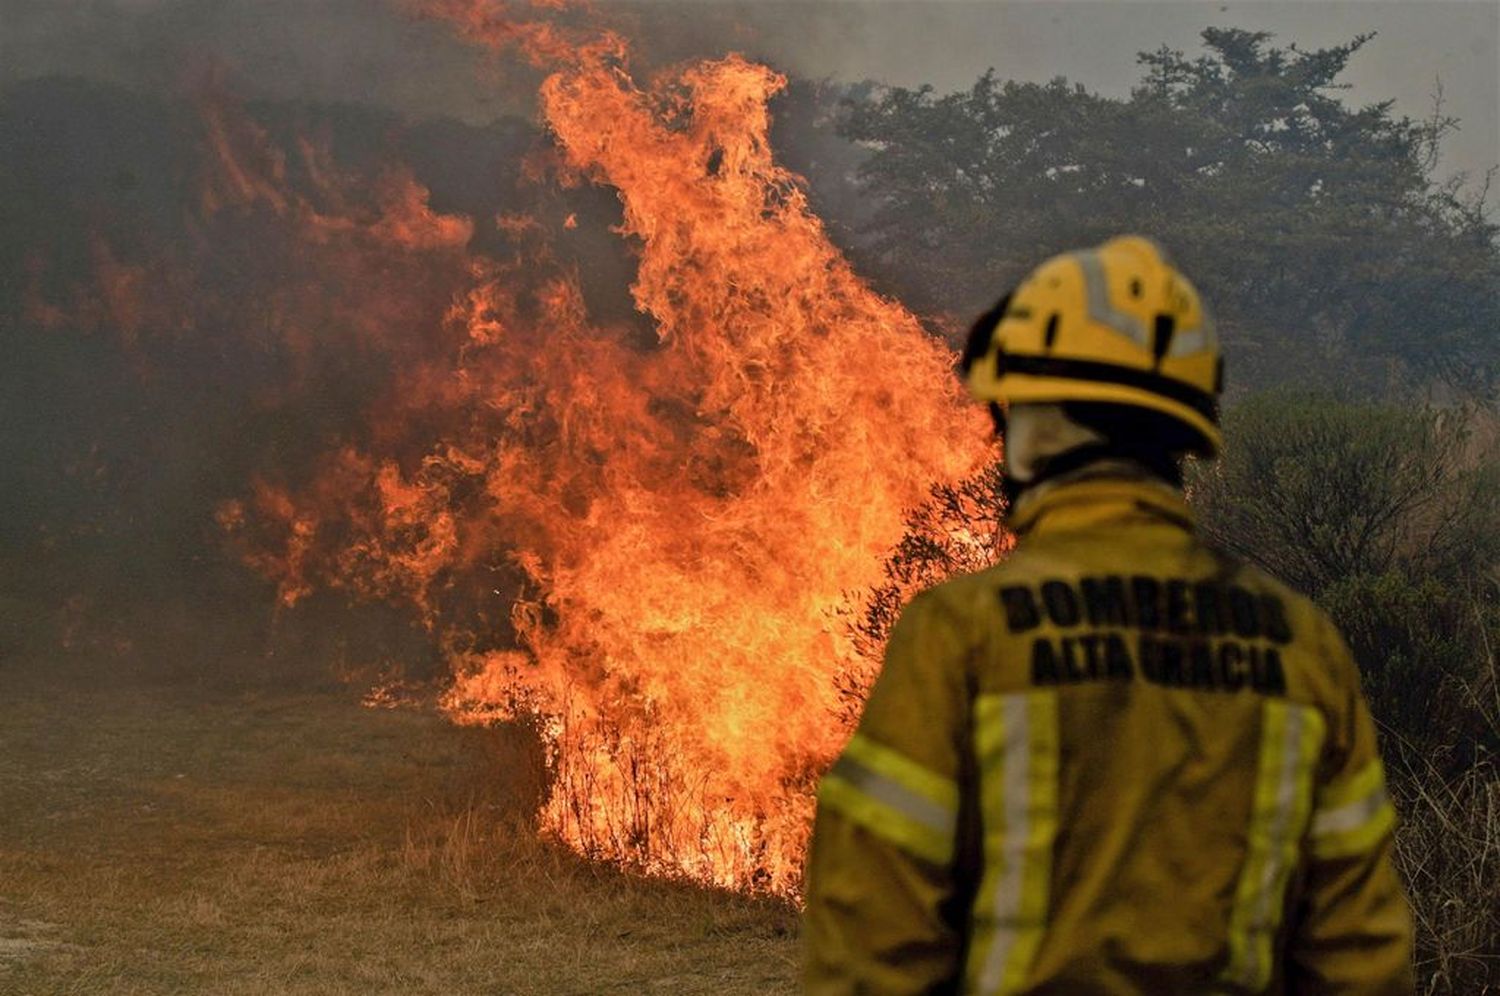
[3,0,1496,186]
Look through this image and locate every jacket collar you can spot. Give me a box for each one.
[1007,467,1194,536]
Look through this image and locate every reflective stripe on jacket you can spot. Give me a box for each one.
[803,474,1413,995]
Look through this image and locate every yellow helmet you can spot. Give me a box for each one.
[960,236,1223,455]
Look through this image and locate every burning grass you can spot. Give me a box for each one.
[0,655,799,995]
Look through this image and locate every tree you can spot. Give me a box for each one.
[839,29,1499,398]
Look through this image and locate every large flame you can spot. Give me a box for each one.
[210,1,994,892]
[441,26,988,890]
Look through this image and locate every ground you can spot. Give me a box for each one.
[0,641,800,995]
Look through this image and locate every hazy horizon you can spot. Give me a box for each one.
[4,0,1496,190]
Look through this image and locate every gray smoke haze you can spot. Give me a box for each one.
[3,0,1496,186]
[0,0,521,118]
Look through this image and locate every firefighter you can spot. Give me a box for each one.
[802,236,1414,994]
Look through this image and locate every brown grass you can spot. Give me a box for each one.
[0,659,799,995]
[1392,758,1500,994]
[1385,600,1500,996]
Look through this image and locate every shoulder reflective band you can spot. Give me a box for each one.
[1309,758,1396,860]
[967,691,1060,996]
[816,733,959,866]
[997,352,1219,423]
[1221,700,1327,992]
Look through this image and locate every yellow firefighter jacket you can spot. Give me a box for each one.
[804,473,1413,995]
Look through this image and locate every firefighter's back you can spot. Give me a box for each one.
[936,475,1405,994]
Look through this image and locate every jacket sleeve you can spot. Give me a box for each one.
[803,589,974,996]
[1286,619,1415,995]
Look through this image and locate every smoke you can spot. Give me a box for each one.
[0,73,547,683]
[6,0,1491,183]
[1,0,512,120]
[0,2,883,685]
[0,0,856,123]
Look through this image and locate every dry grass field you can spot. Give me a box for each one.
[0,644,799,995]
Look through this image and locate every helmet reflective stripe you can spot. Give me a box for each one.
[1076,250,1151,350]
[1168,306,1216,358]
[1076,248,1216,358]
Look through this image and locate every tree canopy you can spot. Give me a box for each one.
[839,28,1499,398]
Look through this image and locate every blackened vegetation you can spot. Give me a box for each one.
[1000,578,1290,695]
[835,466,1006,726]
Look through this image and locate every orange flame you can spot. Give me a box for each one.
[411,2,990,891]
[206,2,994,893]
